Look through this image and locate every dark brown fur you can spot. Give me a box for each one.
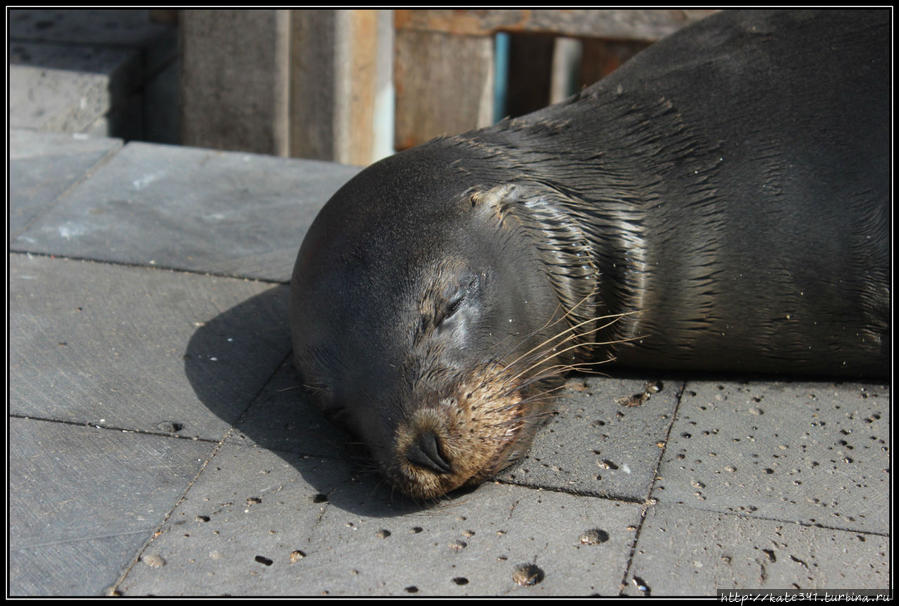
[290,10,890,500]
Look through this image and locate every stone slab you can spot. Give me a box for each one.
[9,127,123,162]
[11,142,362,282]
[115,442,645,596]
[653,380,890,533]
[499,374,681,502]
[8,417,215,596]
[9,130,123,237]
[9,9,177,73]
[9,253,290,440]
[622,502,890,596]
[225,359,347,460]
[9,41,142,135]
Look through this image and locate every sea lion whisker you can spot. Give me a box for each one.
[535,288,599,333]
[499,317,630,381]
[482,309,625,402]
[483,410,554,436]
[501,333,640,389]
[499,312,634,376]
[530,311,637,359]
[505,385,565,406]
[487,303,586,367]
[300,383,328,393]
[507,359,618,393]
[511,327,643,376]
[514,387,570,407]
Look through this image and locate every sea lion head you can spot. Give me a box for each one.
[289,140,599,500]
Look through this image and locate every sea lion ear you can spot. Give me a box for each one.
[463,183,520,223]
[465,183,518,209]
[467,180,602,357]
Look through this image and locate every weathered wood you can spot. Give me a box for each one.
[578,38,652,90]
[394,29,494,150]
[179,9,716,160]
[181,9,390,164]
[342,10,379,165]
[395,9,717,41]
[289,9,388,165]
[549,37,581,104]
[393,9,717,149]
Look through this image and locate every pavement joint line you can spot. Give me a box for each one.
[502,473,891,538]
[11,134,123,236]
[10,411,352,464]
[8,249,290,286]
[233,351,295,429]
[617,378,688,594]
[8,414,350,461]
[641,502,892,539]
[8,413,223,444]
[15,418,884,538]
[111,423,239,593]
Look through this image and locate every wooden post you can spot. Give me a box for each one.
[394,29,494,151]
[289,10,390,165]
[179,10,716,160]
[180,9,391,165]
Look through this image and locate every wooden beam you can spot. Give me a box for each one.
[394,9,717,42]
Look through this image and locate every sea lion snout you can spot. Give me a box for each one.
[404,429,453,475]
[388,365,538,500]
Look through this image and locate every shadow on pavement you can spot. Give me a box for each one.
[184,285,431,517]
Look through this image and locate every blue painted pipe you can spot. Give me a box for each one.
[493,32,510,123]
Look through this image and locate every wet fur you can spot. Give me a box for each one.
[290,10,890,501]
[432,9,890,376]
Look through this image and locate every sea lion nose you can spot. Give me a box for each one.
[406,430,453,474]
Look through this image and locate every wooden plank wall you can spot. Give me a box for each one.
[178,10,717,163]
[393,9,717,151]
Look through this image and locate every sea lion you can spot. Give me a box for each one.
[289,10,890,500]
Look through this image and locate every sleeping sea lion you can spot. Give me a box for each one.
[289,10,890,499]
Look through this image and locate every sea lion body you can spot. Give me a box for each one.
[289,10,890,499]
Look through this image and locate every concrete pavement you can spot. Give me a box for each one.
[7,7,891,598]
[8,128,890,596]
